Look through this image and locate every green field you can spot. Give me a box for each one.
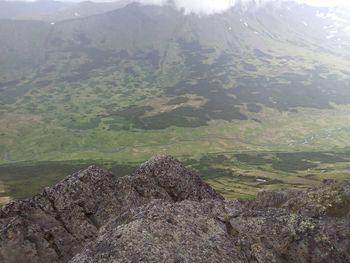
[2,103,350,204]
[2,147,350,205]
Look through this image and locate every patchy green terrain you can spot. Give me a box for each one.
[1,3,350,205]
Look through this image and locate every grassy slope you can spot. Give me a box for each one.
[0,108,348,162]
[1,4,350,204]
[2,104,350,204]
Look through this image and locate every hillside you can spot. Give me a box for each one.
[0,156,349,262]
[1,1,350,203]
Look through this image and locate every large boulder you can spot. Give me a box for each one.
[0,156,222,263]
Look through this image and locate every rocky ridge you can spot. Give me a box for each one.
[0,156,349,263]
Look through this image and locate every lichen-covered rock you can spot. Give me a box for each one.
[71,198,349,263]
[0,156,349,263]
[0,156,221,263]
[246,180,350,218]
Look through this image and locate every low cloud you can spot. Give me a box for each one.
[141,0,235,15]
[18,0,350,15]
[137,0,350,15]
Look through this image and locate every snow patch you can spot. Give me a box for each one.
[256,179,267,183]
[316,11,347,23]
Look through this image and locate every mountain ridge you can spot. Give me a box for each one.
[1,2,350,82]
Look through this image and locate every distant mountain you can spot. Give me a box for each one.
[1,2,350,106]
[1,1,350,163]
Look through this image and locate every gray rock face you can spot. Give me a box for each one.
[0,156,349,263]
[0,156,221,263]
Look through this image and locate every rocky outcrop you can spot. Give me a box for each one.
[0,156,349,263]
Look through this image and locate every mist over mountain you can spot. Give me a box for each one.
[0,0,72,19]
[135,0,350,15]
[2,0,350,18]
[1,0,350,209]
[1,4,350,263]
[1,1,349,87]
[0,0,134,19]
